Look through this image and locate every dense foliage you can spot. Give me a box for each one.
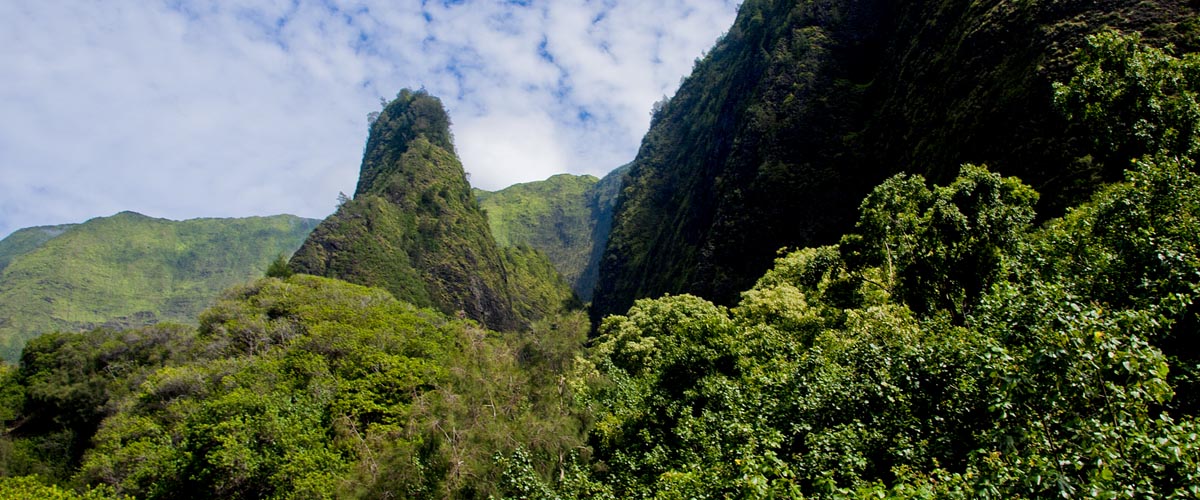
[291,90,577,330]
[593,0,1200,322]
[0,276,590,499]
[506,158,1199,499]
[1054,30,1200,175]
[476,166,627,302]
[0,213,319,363]
[355,89,456,198]
[4,9,1200,499]
[497,29,1200,498]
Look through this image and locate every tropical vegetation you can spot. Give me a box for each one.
[2,5,1200,499]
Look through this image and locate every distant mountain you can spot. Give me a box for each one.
[476,165,627,302]
[592,0,1200,322]
[0,224,76,272]
[0,212,319,362]
[290,89,575,330]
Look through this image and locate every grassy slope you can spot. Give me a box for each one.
[0,224,76,272]
[0,212,319,362]
[477,174,599,297]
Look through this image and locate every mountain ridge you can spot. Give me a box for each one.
[0,211,319,362]
[476,165,628,302]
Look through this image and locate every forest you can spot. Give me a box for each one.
[1,3,1200,500]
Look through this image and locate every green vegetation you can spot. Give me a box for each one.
[516,158,1200,499]
[292,90,577,330]
[11,152,1199,497]
[0,475,126,499]
[4,8,1200,499]
[477,165,628,302]
[592,0,1200,322]
[1054,29,1200,173]
[355,89,456,197]
[0,276,589,499]
[0,213,318,363]
[0,224,75,273]
[478,174,598,297]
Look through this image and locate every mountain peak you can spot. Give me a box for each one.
[292,89,576,330]
[355,89,456,197]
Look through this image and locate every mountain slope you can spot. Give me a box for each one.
[477,174,598,294]
[592,0,1200,322]
[477,165,627,302]
[0,212,318,362]
[290,89,574,329]
[0,224,76,272]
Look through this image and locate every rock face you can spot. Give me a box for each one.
[591,0,1200,323]
[291,90,534,330]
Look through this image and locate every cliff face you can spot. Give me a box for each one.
[290,90,523,330]
[592,0,1200,322]
[476,164,628,302]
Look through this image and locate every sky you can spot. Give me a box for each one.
[0,0,741,239]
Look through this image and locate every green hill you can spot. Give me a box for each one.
[0,224,76,273]
[476,165,627,302]
[2,4,1200,498]
[290,89,576,330]
[592,0,1200,322]
[0,212,319,362]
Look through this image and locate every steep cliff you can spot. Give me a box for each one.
[592,0,1200,322]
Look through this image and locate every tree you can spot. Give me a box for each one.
[264,254,292,279]
[842,165,1037,321]
[1054,30,1200,174]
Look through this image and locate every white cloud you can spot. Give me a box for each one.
[0,0,740,238]
[456,111,569,189]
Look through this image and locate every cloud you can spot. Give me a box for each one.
[0,0,740,238]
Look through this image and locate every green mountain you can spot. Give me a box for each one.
[4,5,1200,499]
[0,224,76,272]
[476,165,627,302]
[290,89,575,330]
[592,0,1200,321]
[0,212,319,362]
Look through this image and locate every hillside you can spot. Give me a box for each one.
[3,0,1200,497]
[0,275,589,497]
[592,0,1200,321]
[0,224,76,272]
[0,212,318,362]
[476,165,627,302]
[289,89,576,330]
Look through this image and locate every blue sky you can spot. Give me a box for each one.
[0,0,740,238]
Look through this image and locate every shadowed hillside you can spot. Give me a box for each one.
[592,0,1200,322]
